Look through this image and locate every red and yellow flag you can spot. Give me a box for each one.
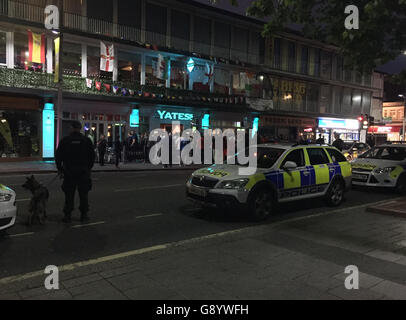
[28,30,45,64]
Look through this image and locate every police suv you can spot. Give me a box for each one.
[0,184,17,231]
[186,144,352,220]
[351,144,406,193]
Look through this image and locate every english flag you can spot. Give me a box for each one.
[100,41,115,72]
[28,31,45,64]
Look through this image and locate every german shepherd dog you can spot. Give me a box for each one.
[22,175,50,225]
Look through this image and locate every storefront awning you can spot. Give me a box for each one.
[368,125,401,133]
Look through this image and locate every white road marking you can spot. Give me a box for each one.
[0,197,401,285]
[114,184,184,192]
[72,221,105,229]
[136,213,163,219]
[8,232,35,238]
[16,199,31,203]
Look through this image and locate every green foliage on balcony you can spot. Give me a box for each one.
[0,68,247,107]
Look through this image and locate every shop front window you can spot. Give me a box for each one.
[62,41,81,76]
[0,31,6,65]
[293,82,306,111]
[0,109,41,158]
[14,31,44,72]
[145,55,166,87]
[170,59,188,90]
[118,51,141,84]
[214,67,230,95]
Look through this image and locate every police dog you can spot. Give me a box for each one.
[22,175,49,225]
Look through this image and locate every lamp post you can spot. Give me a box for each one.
[399,94,406,142]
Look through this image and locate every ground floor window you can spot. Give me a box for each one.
[0,109,41,158]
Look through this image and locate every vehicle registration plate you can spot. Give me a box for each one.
[353,173,368,181]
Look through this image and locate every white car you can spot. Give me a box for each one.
[0,184,17,231]
[186,144,352,220]
[351,144,406,193]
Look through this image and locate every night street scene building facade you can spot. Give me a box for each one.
[0,0,382,161]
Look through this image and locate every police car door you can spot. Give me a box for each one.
[279,148,310,200]
[305,147,332,195]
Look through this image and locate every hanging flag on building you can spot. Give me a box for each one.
[100,41,115,72]
[86,78,93,88]
[113,86,119,94]
[156,54,169,80]
[129,89,135,96]
[95,81,101,91]
[28,31,46,64]
[104,83,111,92]
[204,63,214,84]
[121,88,128,96]
[54,37,60,83]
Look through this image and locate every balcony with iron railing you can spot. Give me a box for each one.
[0,67,248,108]
[0,0,262,65]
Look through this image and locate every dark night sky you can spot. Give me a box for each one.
[193,0,404,74]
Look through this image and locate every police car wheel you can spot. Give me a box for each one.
[250,189,273,221]
[325,180,344,207]
[395,175,406,194]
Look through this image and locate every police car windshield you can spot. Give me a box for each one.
[232,147,285,168]
[359,147,406,161]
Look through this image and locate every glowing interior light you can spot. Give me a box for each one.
[42,103,55,159]
[187,58,195,73]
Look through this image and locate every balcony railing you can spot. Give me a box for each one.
[0,67,247,107]
[1,0,262,65]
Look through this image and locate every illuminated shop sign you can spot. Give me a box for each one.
[42,103,55,158]
[187,58,195,73]
[318,118,359,130]
[129,109,140,128]
[157,110,194,121]
[202,114,210,129]
[252,117,259,137]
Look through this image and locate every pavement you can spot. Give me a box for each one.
[367,197,406,218]
[0,161,203,175]
[1,203,406,300]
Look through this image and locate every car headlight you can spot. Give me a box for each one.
[0,193,12,202]
[374,167,396,174]
[216,178,249,190]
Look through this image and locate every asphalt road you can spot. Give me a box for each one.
[0,169,400,279]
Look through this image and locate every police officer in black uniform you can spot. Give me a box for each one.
[56,121,96,223]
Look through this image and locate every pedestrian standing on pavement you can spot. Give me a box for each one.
[316,134,325,145]
[55,121,95,223]
[97,134,107,166]
[332,133,345,151]
[114,137,123,168]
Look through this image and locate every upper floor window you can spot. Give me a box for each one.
[14,31,44,72]
[62,41,81,76]
[335,56,343,81]
[0,32,6,65]
[300,46,308,75]
[118,0,141,28]
[287,41,296,73]
[118,51,141,84]
[87,0,113,22]
[320,51,332,79]
[146,3,167,35]
[273,38,281,70]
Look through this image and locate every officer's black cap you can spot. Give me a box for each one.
[71,121,82,130]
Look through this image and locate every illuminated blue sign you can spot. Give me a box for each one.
[130,109,140,128]
[42,103,55,159]
[157,110,193,121]
[187,58,195,73]
[252,117,259,137]
[319,118,359,130]
[202,114,210,129]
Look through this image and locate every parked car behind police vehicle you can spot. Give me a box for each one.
[342,142,370,161]
[186,144,352,220]
[351,144,406,194]
[0,184,17,231]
